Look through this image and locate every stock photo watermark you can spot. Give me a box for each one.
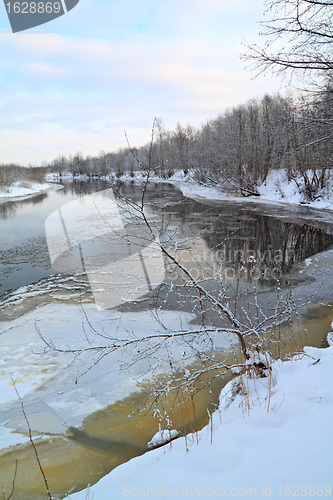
[175,246,295,283]
[45,188,165,310]
[45,188,292,310]
[122,484,332,497]
[3,0,79,33]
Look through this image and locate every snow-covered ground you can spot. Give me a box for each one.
[0,181,58,201]
[170,169,333,212]
[257,169,333,210]
[46,168,333,211]
[69,341,333,499]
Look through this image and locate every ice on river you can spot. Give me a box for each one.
[0,302,236,449]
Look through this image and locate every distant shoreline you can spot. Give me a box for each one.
[0,182,63,203]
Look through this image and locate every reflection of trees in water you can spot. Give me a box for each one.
[59,179,174,203]
[115,183,333,284]
[0,201,18,220]
[149,190,333,284]
[30,193,47,205]
[114,181,180,205]
[202,213,333,283]
[60,181,110,197]
[0,193,47,220]
[33,180,332,286]
[278,223,333,271]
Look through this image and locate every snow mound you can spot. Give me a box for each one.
[0,181,55,201]
[258,169,333,209]
[148,429,179,448]
[326,332,333,346]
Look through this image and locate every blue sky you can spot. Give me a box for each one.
[0,0,285,165]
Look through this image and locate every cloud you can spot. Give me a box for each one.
[23,62,68,78]
[0,123,152,165]
[1,32,270,95]
[0,1,284,164]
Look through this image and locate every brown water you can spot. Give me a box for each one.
[0,301,332,499]
[265,301,333,359]
[0,360,233,500]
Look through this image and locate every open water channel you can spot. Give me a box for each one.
[0,181,333,499]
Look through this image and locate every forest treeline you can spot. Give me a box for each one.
[1,85,332,201]
[0,163,46,190]
[48,85,333,201]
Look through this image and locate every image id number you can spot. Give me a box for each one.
[5,1,62,14]
[278,485,332,496]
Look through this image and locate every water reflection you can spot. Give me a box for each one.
[201,215,333,284]
[142,192,333,286]
[0,182,112,294]
[0,200,17,220]
[0,193,47,220]
[59,180,110,197]
[1,180,333,298]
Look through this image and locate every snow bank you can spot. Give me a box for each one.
[172,169,333,212]
[69,344,333,499]
[147,429,179,449]
[257,169,333,210]
[46,168,333,212]
[172,180,233,202]
[0,181,57,201]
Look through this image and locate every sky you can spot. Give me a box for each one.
[0,0,286,165]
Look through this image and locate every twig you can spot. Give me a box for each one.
[12,382,52,500]
[3,460,18,500]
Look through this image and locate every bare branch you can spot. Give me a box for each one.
[244,0,333,80]
[12,382,52,500]
[4,461,18,500]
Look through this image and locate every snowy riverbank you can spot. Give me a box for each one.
[170,169,333,212]
[46,167,333,212]
[0,181,59,202]
[70,341,333,499]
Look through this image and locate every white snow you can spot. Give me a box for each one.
[257,169,333,210]
[0,181,59,201]
[166,168,333,212]
[327,332,333,346]
[147,429,179,449]
[69,344,333,499]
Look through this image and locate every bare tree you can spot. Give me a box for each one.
[189,95,296,196]
[38,126,304,435]
[244,0,333,79]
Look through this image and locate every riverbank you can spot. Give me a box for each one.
[70,341,333,499]
[0,181,60,202]
[169,169,333,213]
[46,168,333,212]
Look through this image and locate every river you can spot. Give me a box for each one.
[0,180,332,499]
